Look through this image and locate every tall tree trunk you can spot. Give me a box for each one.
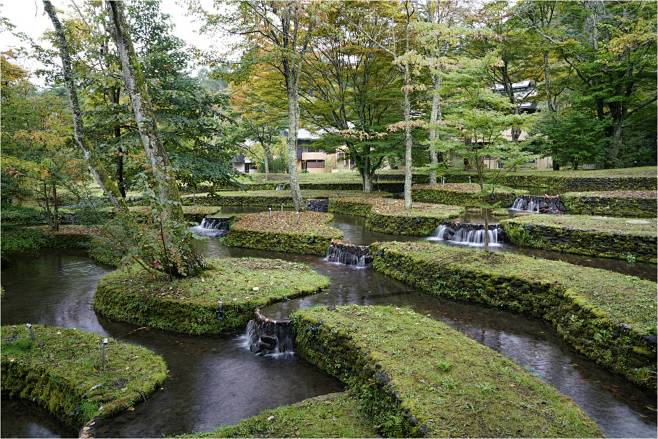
[261,143,271,181]
[402,1,413,210]
[403,61,413,210]
[362,156,372,193]
[43,0,126,212]
[501,61,521,142]
[542,50,556,112]
[105,0,183,223]
[117,146,126,199]
[286,85,304,211]
[609,111,623,168]
[51,181,59,231]
[482,207,489,253]
[113,88,126,198]
[42,181,52,228]
[606,94,626,167]
[428,74,441,185]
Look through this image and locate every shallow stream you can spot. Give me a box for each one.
[1,210,656,438]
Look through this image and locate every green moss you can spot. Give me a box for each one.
[562,191,657,218]
[94,258,329,335]
[182,392,376,438]
[126,205,223,222]
[412,183,520,207]
[501,215,657,263]
[182,190,382,207]
[443,167,657,191]
[1,226,48,260]
[224,211,343,255]
[293,305,601,438]
[371,241,657,389]
[1,206,45,225]
[1,225,96,262]
[1,324,167,429]
[329,197,462,236]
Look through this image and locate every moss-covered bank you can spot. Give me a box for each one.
[371,242,657,389]
[293,305,601,437]
[443,166,657,191]
[412,183,520,207]
[182,392,375,438]
[183,190,381,207]
[329,196,462,236]
[95,258,328,335]
[1,325,167,430]
[1,225,97,263]
[224,211,343,255]
[562,191,657,218]
[500,215,657,263]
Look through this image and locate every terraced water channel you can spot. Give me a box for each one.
[1,210,656,438]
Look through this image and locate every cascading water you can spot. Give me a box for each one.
[428,222,503,247]
[244,310,294,356]
[306,198,329,212]
[510,195,565,214]
[326,241,372,267]
[189,217,230,237]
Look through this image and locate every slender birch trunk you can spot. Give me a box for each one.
[402,1,414,210]
[402,60,413,210]
[261,143,270,180]
[286,85,304,211]
[362,156,373,193]
[43,0,126,212]
[428,74,441,185]
[280,1,306,212]
[105,0,183,223]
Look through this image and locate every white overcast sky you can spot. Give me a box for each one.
[0,0,231,85]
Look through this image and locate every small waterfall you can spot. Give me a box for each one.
[326,241,372,267]
[189,217,230,237]
[306,198,329,212]
[275,183,287,191]
[510,195,565,214]
[245,310,294,356]
[428,222,503,247]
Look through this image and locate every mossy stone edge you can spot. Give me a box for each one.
[370,242,657,390]
[292,305,602,438]
[500,217,657,263]
[1,325,167,431]
[94,258,329,335]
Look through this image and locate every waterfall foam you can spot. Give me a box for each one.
[326,241,372,267]
[189,217,230,237]
[428,222,503,247]
[306,198,329,212]
[510,195,565,214]
[243,310,294,356]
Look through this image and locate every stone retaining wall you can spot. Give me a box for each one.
[500,219,657,263]
[371,242,657,390]
[562,191,657,218]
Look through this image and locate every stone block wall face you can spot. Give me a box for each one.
[224,229,334,256]
[370,243,657,390]
[412,188,517,207]
[563,195,657,218]
[500,221,657,263]
[442,172,657,193]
